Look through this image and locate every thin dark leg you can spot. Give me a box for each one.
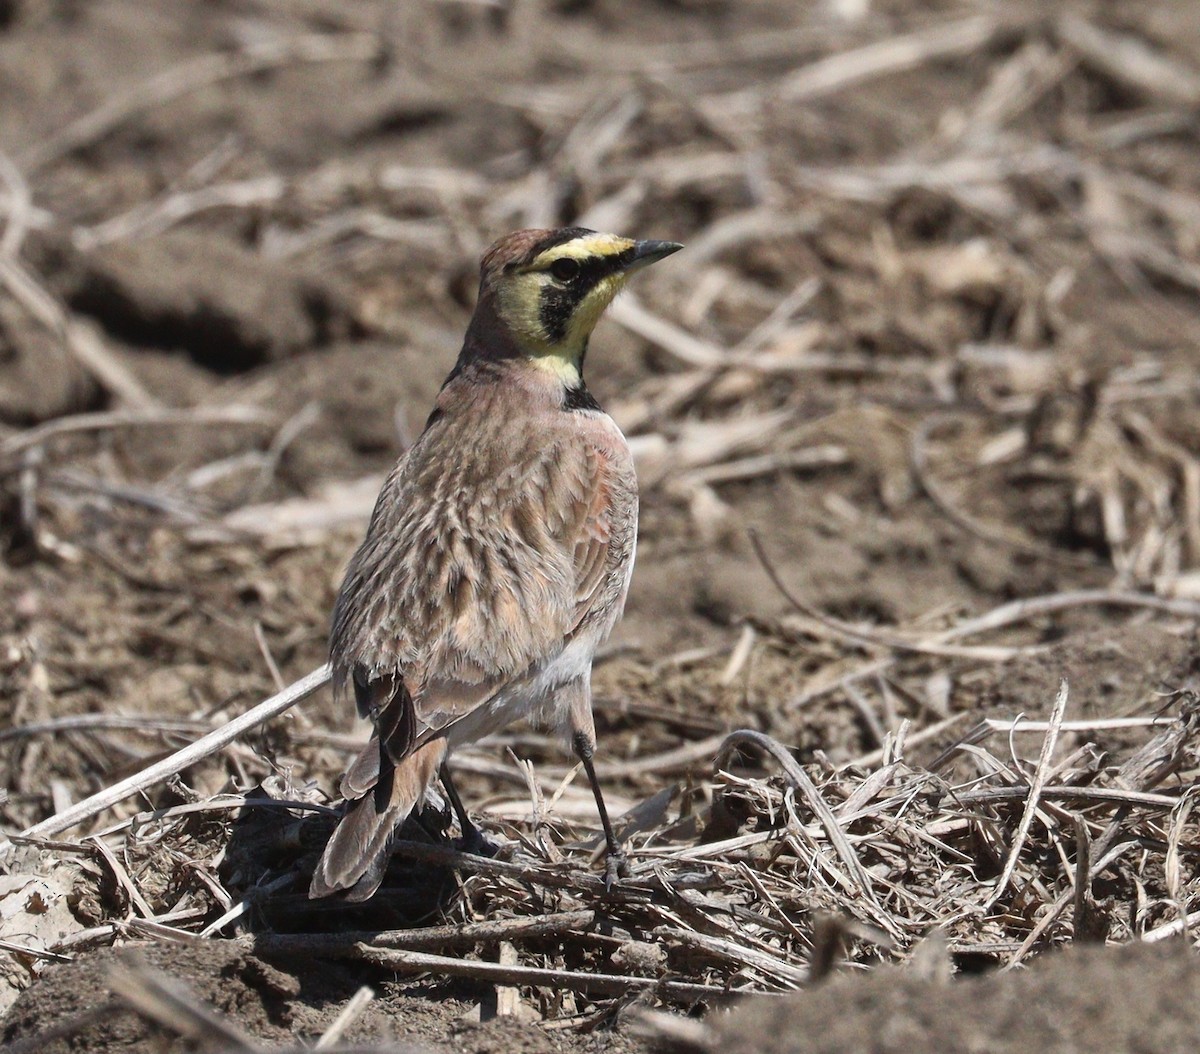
[573,730,628,889]
[439,762,486,853]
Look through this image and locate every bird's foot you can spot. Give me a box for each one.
[459,824,501,859]
[602,845,630,891]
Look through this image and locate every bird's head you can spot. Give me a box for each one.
[461,227,682,384]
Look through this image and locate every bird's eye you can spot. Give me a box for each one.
[549,258,581,282]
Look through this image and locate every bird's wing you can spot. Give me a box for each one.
[330,411,635,775]
[557,439,635,635]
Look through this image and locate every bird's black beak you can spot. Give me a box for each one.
[624,239,684,273]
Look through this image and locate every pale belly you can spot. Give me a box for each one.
[442,632,599,750]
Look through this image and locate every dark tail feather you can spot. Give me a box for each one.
[309,737,446,900]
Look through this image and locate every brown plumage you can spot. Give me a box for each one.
[310,227,682,900]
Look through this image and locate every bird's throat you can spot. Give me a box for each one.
[527,348,583,386]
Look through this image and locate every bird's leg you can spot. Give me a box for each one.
[573,730,629,888]
[439,762,489,855]
[567,678,628,888]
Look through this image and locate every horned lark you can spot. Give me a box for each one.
[309,227,682,900]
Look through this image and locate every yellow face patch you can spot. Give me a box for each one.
[494,232,638,368]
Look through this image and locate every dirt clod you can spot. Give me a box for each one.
[697,942,1200,1054]
[58,231,350,370]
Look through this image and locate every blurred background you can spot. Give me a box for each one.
[2,0,1200,1034]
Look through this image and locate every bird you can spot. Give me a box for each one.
[309,226,683,901]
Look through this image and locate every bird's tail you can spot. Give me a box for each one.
[308,737,446,901]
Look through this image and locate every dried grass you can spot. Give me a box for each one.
[1,674,1195,1023]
